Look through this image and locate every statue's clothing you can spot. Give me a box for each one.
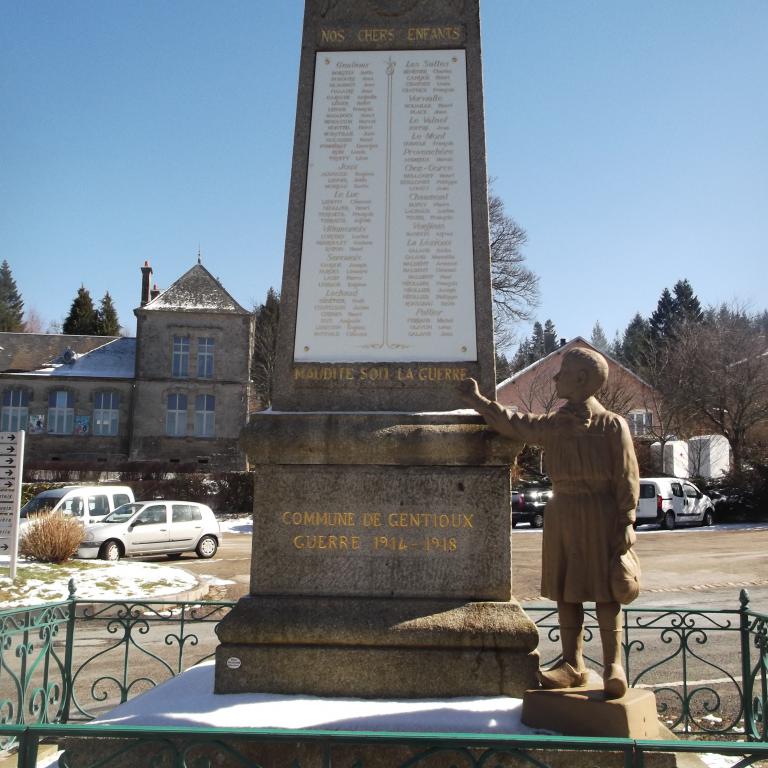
[483,397,640,603]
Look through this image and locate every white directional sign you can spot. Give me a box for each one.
[0,431,25,580]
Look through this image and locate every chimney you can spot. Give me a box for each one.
[140,261,153,306]
[150,283,161,301]
[559,338,566,348]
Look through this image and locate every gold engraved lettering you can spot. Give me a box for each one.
[357,28,395,44]
[282,511,356,527]
[426,537,458,552]
[386,512,472,529]
[406,26,461,42]
[292,534,361,551]
[374,536,409,551]
[362,512,382,527]
[320,28,346,44]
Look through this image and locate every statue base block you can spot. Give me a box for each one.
[215,595,539,698]
[522,684,659,738]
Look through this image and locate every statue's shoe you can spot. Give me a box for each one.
[538,661,589,690]
[603,664,628,699]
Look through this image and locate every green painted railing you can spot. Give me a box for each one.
[3,723,768,768]
[1,583,767,760]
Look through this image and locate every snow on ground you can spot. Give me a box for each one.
[32,662,745,768]
[0,556,198,608]
[219,516,253,534]
[95,660,538,733]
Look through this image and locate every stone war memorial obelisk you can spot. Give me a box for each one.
[215,0,540,698]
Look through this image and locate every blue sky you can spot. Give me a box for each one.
[1,0,765,350]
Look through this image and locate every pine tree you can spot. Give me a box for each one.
[251,287,281,407]
[620,313,652,371]
[530,321,545,359]
[510,338,533,372]
[96,292,121,335]
[590,321,609,353]
[63,286,98,335]
[543,319,558,354]
[649,288,676,341]
[0,260,24,331]
[495,351,512,383]
[671,279,703,324]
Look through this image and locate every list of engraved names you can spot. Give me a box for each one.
[294,50,476,363]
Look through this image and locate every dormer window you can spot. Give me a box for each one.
[172,336,190,378]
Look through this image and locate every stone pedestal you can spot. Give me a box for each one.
[522,684,659,738]
[214,412,538,697]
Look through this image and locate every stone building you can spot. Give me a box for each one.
[0,262,254,472]
[496,337,660,438]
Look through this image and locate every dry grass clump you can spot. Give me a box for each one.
[19,512,84,563]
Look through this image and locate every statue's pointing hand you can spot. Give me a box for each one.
[458,377,484,409]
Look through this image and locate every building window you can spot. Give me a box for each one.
[195,394,215,437]
[172,336,190,378]
[628,410,653,437]
[93,392,120,436]
[1,389,29,432]
[166,393,188,436]
[48,391,74,434]
[197,337,215,378]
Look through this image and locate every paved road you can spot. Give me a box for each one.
[164,522,768,612]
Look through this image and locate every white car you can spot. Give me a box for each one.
[77,501,221,561]
[636,477,715,529]
[20,485,135,528]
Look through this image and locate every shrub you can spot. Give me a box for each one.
[19,512,84,563]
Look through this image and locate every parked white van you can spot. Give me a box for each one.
[19,486,135,528]
[636,477,715,529]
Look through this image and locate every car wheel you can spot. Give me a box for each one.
[100,540,122,562]
[196,535,218,559]
[663,512,676,531]
[532,513,544,529]
[702,509,714,527]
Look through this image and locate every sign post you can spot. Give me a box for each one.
[0,431,25,580]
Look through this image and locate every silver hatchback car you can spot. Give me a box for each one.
[77,501,221,561]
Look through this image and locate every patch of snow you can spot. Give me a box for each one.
[219,517,252,534]
[699,755,741,768]
[0,557,198,608]
[199,575,235,586]
[93,660,538,734]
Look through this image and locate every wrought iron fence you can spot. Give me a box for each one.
[1,584,767,757]
[3,723,768,768]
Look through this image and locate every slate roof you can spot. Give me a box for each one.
[0,333,120,373]
[30,337,136,379]
[141,263,249,315]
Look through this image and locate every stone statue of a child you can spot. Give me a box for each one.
[459,347,640,699]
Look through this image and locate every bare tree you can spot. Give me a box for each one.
[23,307,45,333]
[251,288,280,409]
[488,184,539,350]
[597,367,639,420]
[669,305,768,472]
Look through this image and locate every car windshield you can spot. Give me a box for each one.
[103,503,143,524]
[20,491,66,518]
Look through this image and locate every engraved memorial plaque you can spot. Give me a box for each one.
[295,50,476,363]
